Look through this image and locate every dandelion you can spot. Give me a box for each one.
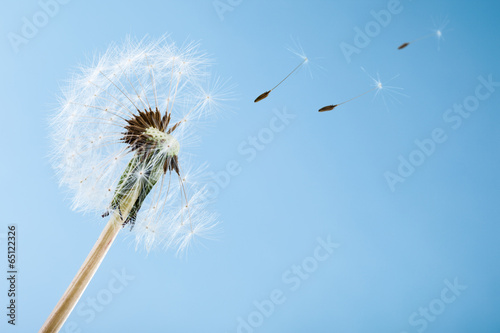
[41,36,227,332]
[318,81,382,112]
[254,54,308,103]
[397,32,436,49]
[397,16,450,50]
[318,69,405,112]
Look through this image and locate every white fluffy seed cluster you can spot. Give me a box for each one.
[51,36,228,254]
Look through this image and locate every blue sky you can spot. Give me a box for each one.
[1,0,500,332]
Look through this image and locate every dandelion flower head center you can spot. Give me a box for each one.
[145,127,180,156]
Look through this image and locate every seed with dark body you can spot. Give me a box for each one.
[318,105,337,112]
[254,91,271,103]
[398,42,410,50]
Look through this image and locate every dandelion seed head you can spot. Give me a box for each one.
[51,35,227,254]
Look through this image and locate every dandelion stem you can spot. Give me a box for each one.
[40,188,139,333]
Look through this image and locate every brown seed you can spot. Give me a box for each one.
[398,42,410,50]
[318,105,337,112]
[254,91,271,103]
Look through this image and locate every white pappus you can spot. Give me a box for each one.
[51,35,229,254]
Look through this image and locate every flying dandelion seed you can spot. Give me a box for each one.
[397,31,439,49]
[42,36,228,332]
[318,85,379,112]
[254,56,308,103]
[398,17,450,50]
[319,70,406,112]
